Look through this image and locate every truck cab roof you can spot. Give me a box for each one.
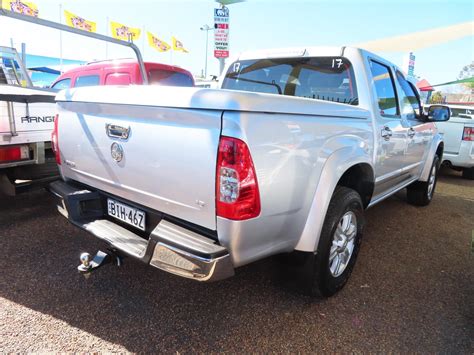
[51,59,195,89]
[62,58,190,76]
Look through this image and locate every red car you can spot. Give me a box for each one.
[50,59,194,89]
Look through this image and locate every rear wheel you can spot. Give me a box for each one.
[407,155,440,206]
[305,186,365,297]
[462,167,474,180]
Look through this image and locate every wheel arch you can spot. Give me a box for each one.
[336,163,374,209]
[294,147,374,253]
[420,133,444,182]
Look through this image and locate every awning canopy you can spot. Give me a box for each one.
[418,76,474,91]
[417,79,434,91]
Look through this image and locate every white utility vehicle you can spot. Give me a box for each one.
[0,6,150,195]
[426,104,474,179]
[51,47,451,297]
[0,46,57,195]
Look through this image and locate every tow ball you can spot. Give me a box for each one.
[78,249,123,276]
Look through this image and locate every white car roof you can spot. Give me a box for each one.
[236,46,346,60]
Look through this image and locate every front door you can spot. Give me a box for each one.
[369,60,410,198]
[395,71,433,177]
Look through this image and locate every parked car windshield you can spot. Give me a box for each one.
[148,70,194,87]
[222,56,358,105]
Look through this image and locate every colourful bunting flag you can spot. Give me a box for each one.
[172,36,189,53]
[147,32,171,52]
[110,21,141,41]
[2,0,38,17]
[64,10,96,33]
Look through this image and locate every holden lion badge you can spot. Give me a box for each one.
[111,142,124,162]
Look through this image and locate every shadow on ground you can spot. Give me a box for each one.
[0,174,472,352]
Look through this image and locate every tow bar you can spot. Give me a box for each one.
[78,249,123,276]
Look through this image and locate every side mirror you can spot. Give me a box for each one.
[426,105,450,122]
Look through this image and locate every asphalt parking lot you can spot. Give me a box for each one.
[0,168,473,353]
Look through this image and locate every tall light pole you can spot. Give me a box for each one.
[200,24,212,79]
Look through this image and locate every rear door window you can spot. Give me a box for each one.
[222,57,358,105]
[148,70,193,87]
[75,74,100,87]
[105,73,132,85]
[369,60,399,116]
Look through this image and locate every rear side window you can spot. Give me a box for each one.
[51,78,71,90]
[148,70,193,87]
[75,75,100,87]
[369,61,399,116]
[105,73,131,85]
[222,57,358,105]
[451,107,473,119]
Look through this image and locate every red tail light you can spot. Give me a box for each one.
[0,145,29,163]
[462,127,474,141]
[216,136,260,220]
[51,114,61,165]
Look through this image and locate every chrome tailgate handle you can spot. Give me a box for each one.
[106,124,131,139]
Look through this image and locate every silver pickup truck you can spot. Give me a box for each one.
[50,47,450,297]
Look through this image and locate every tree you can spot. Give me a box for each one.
[430,91,444,104]
[457,62,474,91]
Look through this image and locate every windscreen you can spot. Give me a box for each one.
[222,56,358,105]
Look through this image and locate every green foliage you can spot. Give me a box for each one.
[458,62,474,90]
[430,91,444,104]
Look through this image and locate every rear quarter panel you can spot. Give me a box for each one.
[218,108,373,266]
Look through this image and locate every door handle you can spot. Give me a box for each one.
[381,126,393,140]
[105,124,131,140]
[408,127,416,138]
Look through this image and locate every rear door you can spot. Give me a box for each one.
[57,94,222,230]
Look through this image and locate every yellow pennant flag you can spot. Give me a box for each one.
[110,21,141,41]
[172,36,189,53]
[147,32,171,52]
[64,10,96,33]
[2,0,38,17]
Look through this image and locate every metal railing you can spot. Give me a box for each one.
[0,7,148,84]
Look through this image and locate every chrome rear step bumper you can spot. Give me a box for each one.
[49,180,234,282]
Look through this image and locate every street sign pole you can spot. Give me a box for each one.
[214,5,230,75]
[219,58,225,75]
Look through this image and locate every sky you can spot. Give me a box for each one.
[0,0,473,85]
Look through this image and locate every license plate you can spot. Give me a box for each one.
[107,198,146,231]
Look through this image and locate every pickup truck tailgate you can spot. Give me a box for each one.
[56,87,222,230]
[435,118,471,155]
[0,86,56,136]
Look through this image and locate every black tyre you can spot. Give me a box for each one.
[306,186,365,297]
[406,155,440,206]
[462,167,474,180]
